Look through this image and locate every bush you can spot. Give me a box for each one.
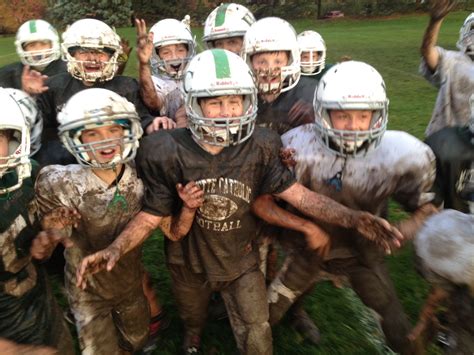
[46,0,132,29]
[0,0,47,34]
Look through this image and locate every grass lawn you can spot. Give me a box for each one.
[1,11,469,354]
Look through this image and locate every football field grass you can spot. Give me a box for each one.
[1,11,470,354]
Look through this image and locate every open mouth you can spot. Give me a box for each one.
[170,64,182,72]
[84,62,102,72]
[98,147,118,160]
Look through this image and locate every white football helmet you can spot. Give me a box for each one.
[15,19,60,70]
[61,19,122,82]
[314,61,388,157]
[149,18,195,79]
[4,89,42,157]
[57,88,143,169]
[457,12,474,58]
[297,30,326,76]
[0,88,31,195]
[242,17,300,95]
[183,49,257,146]
[203,3,256,49]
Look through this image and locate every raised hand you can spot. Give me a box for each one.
[76,245,121,290]
[21,65,48,95]
[354,212,404,254]
[135,18,154,65]
[429,0,457,22]
[176,181,204,210]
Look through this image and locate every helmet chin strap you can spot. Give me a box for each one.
[107,162,128,211]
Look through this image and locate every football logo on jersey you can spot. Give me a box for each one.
[195,177,252,232]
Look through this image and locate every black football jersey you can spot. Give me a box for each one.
[0,161,60,346]
[0,59,67,90]
[425,126,474,213]
[136,127,295,281]
[256,76,317,135]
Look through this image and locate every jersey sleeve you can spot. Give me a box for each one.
[34,165,71,216]
[257,130,296,195]
[419,47,454,89]
[425,133,448,207]
[135,132,181,216]
[392,140,436,211]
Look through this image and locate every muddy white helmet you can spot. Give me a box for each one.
[0,88,31,195]
[4,89,42,157]
[15,19,60,69]
[183,49,257,146]
[242,17,300,95]
[61,19,122,82]
[314,61,388,157]
[149,18,195,79]
[58,88,143,168]
[297,30,326,76]
[203,3,255,49]
[457,12,474,57]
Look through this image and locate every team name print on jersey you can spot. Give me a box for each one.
[195,177,252,232]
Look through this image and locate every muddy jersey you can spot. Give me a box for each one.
[151,74,184,119]
[420,47,474,136]
[136,127,295,281]
[256,76,317,135]
[0,59,67,90]
[0,162,61,346]
[35,164,144,299]
[282,124,436,259]
[425,126,474,214]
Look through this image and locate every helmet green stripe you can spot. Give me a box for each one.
[212,49,231,79]
[29,20,37,33]
[215,3,230,27]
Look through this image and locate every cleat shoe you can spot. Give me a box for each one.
[142,311,171,354]
[183,334,201,354]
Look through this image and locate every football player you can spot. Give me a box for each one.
[264,61,437,354]
[242,17,317,134]
[75,49,403,354]
[0,88,73,354]
[32,88,202,354]
[135,17,195,132]
[297,30,333,80]
[202,3,256,54]
[34,18,154,166]
[411,94,474,352]
[0,19,65,95]
[420,0,474,136]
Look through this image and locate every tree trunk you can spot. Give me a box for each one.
[316,0,322,19]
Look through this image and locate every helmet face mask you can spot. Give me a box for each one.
[184,49,257,147]
[15,20,60,69]
[243,17,301,96]
[0,88,31,195]
[297,30,326,76]
[58,88,143,169]
[150,19,196,79]
[203,3,255,50]
[314,61,388,158]
[4,89,42,157]
[62,19,122,83]
[457,13,474,59]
